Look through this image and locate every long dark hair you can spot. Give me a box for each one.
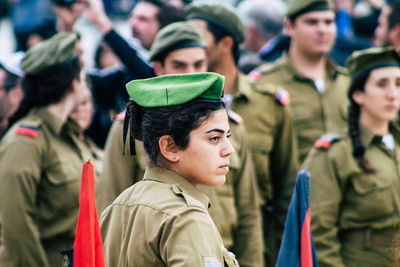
[8,57,81,127]
[348,71,375,173]
[125,99,225,165]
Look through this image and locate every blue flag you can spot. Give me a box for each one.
[275,168,319,267]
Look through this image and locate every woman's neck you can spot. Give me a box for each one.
[46,93,76,123]
[359,111,390,136]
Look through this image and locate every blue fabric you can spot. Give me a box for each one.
[275,168,319,267]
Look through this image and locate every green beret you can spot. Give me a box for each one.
[150,22,206,62]
[286,0,333,19]
[346,47,400,81]
[185,2,244,43]
[126,72,224,107]
[21,32,78,75]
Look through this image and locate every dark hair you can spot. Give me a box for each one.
[348,71,375,173]
[206,21,241,65]
[3,72,21,93]
[141,0,184,28]
[126,99,225,165]
[389,1,400,30]
[8,57,81,127]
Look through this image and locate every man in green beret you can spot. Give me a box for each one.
[96,21,263,267]
[249,0,350,164]
[185,2,299,266]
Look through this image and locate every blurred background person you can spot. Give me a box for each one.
[93,41,121,69]
[250,0,350,163]
[69,80,103,177]
[374,0,400,50]
[238,0,285,72]
[0,51,24,138]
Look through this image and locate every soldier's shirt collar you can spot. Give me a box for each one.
[280,53,343,82]
[142,166,210,209]
[232,72,252,102]
[360,122,400,148]
[35,107,66,134]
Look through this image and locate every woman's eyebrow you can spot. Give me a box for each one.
[205,129,231,134]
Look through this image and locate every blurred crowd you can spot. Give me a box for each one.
[0,0,400,266]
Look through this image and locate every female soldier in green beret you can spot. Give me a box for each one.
[304,47,400,267]
[0,32,91,267]
[100,73,239,266]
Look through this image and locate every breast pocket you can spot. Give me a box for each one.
[42,155,82,210]
[350,175,394,220]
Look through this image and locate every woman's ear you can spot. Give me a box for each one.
[352,91,364,106]
[159,135,179,162]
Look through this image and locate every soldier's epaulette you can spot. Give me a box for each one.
[248,63,278,81]
[172,184,210,209]
[274,87,289,106]
[116,111,126,121]
[314,133,342,149]
[228,110,243,125]
[15,124,41,138]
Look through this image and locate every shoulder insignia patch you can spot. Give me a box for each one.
[15,124,40,138]
[228,110,243,125]
[274,87,289,106]
[116,111,126,121]
[248,69,263,81]
[314,133,340,148]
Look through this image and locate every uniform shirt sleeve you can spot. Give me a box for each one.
[304,147,346,267]
[160,208,226,266]
[271,105,299,227]
[230,126,264,267]
[103,29,156,78]
[0,136,50,267]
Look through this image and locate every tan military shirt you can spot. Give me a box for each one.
[232,73,298,265]
[100,166,239,267]
[304,124,400,267]
[232,73,298,212]
[97,109,263,267]
[0,107,92,267]
[252,55,350,163]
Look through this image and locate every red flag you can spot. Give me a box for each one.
[73,160,105,267]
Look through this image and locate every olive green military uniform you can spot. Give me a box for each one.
[0,107,92,267]
[304,124,400,267]
[232,73,298,266]
[97,109,264,267]
[251,55,350,163]
[101,166,239,266]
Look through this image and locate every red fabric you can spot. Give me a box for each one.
[314,139,331,148]
[300,209,313,267]
[15,128,39,138]
[73,161,105,267]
